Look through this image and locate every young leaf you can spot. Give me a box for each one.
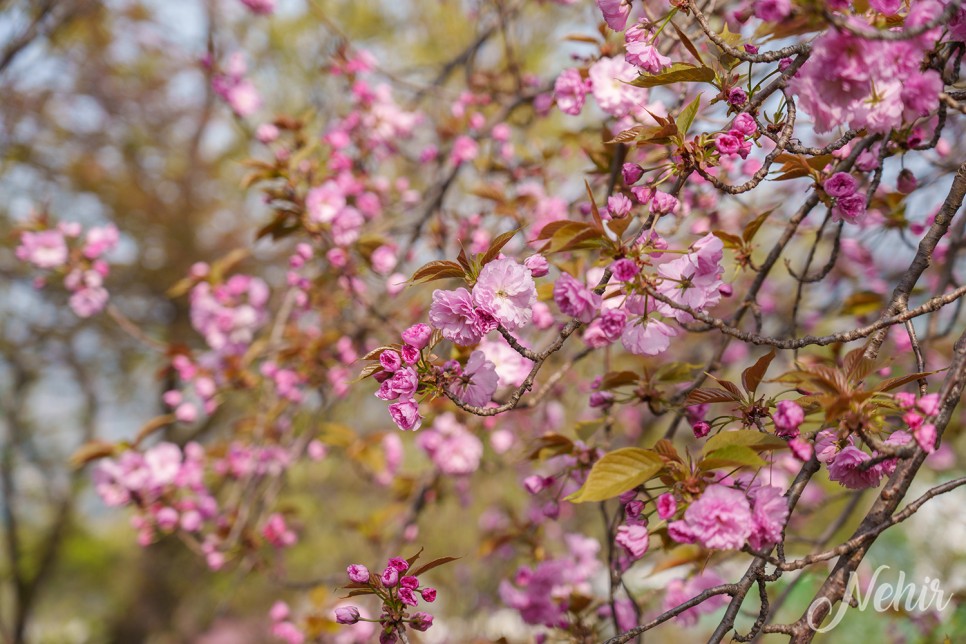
[742,349,776,395]
[410,260,466,284]
[411,556,461,577]
[742,208,775,243]
[585,180,604,233]
[565,448,665,503]
[686,387,742,405]
[671,21,705,65]
[480,228,520,266]
[675,94,702,138]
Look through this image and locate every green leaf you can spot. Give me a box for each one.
[654,361,701,383]
[699,445,768,470]
[628,63,716,88]
[675,94,702,138]
[565,448,665,503]
[703,430,788,455]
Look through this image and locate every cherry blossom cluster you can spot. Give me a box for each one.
[93,438,321,569]
[16,219,119,317]
[667,482,789,551]
[498,533,601,628]
[336,557,438,643]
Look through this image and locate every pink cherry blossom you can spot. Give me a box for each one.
[472,258,536,330]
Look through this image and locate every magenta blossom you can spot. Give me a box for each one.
[747,485,789,550]
[823,172,857,198]
[449,350,499,407]
[597,0,631,30]
[773,400,805,438]
[553,273,601,323]
[388,399,422,431]
[472,257,536,330]
[554,68,589,116]
[668,484,753,550]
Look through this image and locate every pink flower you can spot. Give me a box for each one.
[553,273,601,323]
[662,572,729,626]
[69,286,109,318]
[901,70,942,121]
[828,446,881,489]
[420,587,437,602]
[716,132,741,157]
[692,421,711,439]
[747,485,788,549]
[869,0,901,14]
[388,556,410,572]
[449,351,499,407]
[615,524,649,559]
[611,258,640,282]
[262,513,297,548]
[897,169,918,195]
[622,163,644,185]
[240,0,275,13]
[789,437,813,461]
[375,367,419,401]
[472,258,536,330]
[823,172,857,198]
[347,564,370,583]
[381,566,399,587]
[335,606,361,624]
[388,399,422,431]
[402,323,432,349]
[16,230,68,269]
[607,193,633,218]
[429,288,490,346]
[668,484,753,550]
[625,41,671,73]
[597,0,631,30]
[589,56,648,118]
[918,393,941,416]
[914,423,937,453]
[450,135,479,165]
[417,413,483,475]
[379,350,402,372]
[410,612,434,631]
[554,68,589,116]
[832,193,867,224]
[270,601,290,622]
[732,113,758,136]
[305,181,346,224]
[773,400,804,438]
[621,316,677,356]
[657,493,677,519]
[754,0,791,21]
[650,190,679,215]
[524,254,550,277]
[657,256,723,323]
[83,225,119,259]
